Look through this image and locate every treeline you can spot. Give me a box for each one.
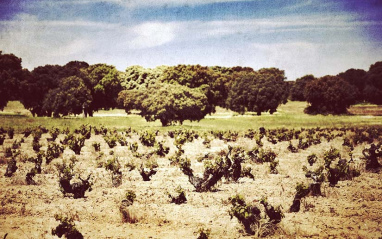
[0,51,289,125]
[0,50,381,125]
[289,63,382,114]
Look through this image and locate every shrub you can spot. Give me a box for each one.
[95,152,105,168]
[124,190,137,204]
[104,157,122,187]
[267,134,278,144]
[92,142,101,152]
[7,127,14,139]
[51,214,83,239]
[75,124,91,139]
[103,134,117,148]
[26,167,39,185]
[202,136,211,148]
[61,127,70,135]
[104,157,121,174]
[32,141,42,152]
[11,140,21,149]
[46,142,64,164]
[342,137,354,150]
[289,182,311,213]
[307,153,318,166]
[229,195,283,236]
[225,146,254,181]
[257,148,277,163]
[287,141,298,153]
[247,147,279,173]
[241,166,255,180]
[329,158,360,185]
[48,127,60,141]
[139,130,156,147]
[28,150,44,174]
[94,125,108,135]
[260,197,284,223]
[125,160,136,171]
[0,134,5,145]
[117,134,128,146]
[196,227,211,239]
[60,133,75,145]
[5,147,13,158]
[129,142,138,153]
[323,147,341,169]
[303,165,325,183]
[244,129,256,139]
[38,125,49,133]
[32,127,43,143]
[56,158,76,182]
[4,158,18,177]
[168,148,185,166]
[222,130,239,142]
[181,146,255,192]
[269,160,279,174]
[154,141,170,157]
[298,137,310,150]
[255,133,264,146]
[180,149,231,192]
[22,127,32,138]
[139,158,158,181]
[56,157,93,199]
[229,194,261,235]
[68,136,86,155]
[362,143,382,170]
[168,185,187,204]
[119,190,138,223]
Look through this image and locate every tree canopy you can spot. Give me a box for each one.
[120,65,166,90]
[18,61,122,117]
[337,69,366,103]
[118,83,209,126]
[1,50,381,121]
[289,75,315,101]
[42,76,92,117]
[19,61,90,116]
[226,68,288,115]
[363,61,382,105]
[83,63,122,115]
[304,75,358,115]
[0,51,23,110]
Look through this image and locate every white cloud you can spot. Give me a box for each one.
[48,39,95,57]
[0,14,101,68]
[1,12,381,79]
[128,22,177,49]
[284,0,314,10]
[250,41,382,80]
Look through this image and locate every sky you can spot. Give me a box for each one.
[1,0,382,80]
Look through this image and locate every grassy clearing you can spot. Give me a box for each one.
[1,101,381,132]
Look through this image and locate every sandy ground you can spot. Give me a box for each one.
[0,131,381,239]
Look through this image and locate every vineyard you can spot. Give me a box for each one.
[1,123,382,238]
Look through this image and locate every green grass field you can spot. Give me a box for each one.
[1,101,381,132]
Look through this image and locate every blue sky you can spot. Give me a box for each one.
[1,0,381,80]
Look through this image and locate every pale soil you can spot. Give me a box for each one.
[0,132,382,239]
